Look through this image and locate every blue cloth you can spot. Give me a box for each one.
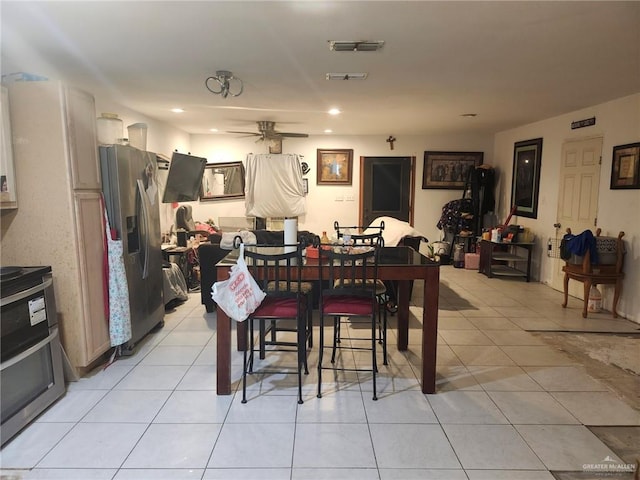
[562,230,599,264]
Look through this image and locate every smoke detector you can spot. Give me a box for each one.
[328,40,385,52]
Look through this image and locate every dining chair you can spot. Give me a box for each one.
[240,240,310,404]
[317,241,381,401]
[334,222,389,365]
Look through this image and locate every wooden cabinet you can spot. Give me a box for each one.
[479,240,534,282]
[0,81,109,376]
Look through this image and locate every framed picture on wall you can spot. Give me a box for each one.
[317,149,353,185]
[200,161,246,201]
[511,138,543,218]
[610,142,640,189]
[422,151,483,189]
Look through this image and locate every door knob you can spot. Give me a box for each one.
[553,223,561,228]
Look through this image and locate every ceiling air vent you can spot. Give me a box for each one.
[328,40,385,52]
[325,73,368,81]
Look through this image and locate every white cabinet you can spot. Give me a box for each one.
[0,86,17,209]
[1,81,109,376]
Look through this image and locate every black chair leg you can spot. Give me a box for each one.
[331,316,339,364]
[248,320,255,373]
[242,322,251,403]
[259,320,266,360]
[372,315,378,401]
[382,309,388,366]
[297,316,306,404]
[317,314,324,398]
[306,294,313,349]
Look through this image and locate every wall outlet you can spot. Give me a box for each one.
[335,195,344,201]
[345,195,355,201]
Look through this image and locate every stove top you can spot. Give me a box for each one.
[0,266,52,297]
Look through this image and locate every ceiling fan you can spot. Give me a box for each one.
[227,121,309,141]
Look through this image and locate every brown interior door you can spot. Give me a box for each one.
[360,156,415,228]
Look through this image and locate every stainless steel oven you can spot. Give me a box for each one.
[1,266,65,446]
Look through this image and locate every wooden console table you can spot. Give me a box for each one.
[479,240,534,282]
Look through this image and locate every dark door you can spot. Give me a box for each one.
[361,156,414,227]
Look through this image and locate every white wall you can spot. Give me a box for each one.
[493,93,640,322]
[188,133,494,246]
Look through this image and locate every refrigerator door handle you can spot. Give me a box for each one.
[137,179,150,279]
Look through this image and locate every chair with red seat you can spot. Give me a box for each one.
[317,240,381,401]
[334,222,389,365]
[241,241,309,404]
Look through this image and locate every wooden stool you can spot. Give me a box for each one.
[562,228,625,318]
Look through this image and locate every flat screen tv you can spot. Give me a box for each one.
[162,152,207,203]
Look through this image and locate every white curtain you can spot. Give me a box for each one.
[245,153,306,218]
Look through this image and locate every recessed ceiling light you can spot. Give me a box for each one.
[328,40,385,52]
[326,73,368,81]
[460,113,477,118]
[324,129,333,134]
[209,128,218,132]
[328,108,341,116]
[171,108,185,113]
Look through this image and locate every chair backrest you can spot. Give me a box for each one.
[175,205,196,232]
[240,241,304,298]
[564,228,625,274]
[319,242,381,301]
[350,231,385,247]
[334,220,385,240]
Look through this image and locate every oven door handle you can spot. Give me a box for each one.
[0,327,60,371]
[0,277,53,307]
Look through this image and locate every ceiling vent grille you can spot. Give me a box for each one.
[325,73,368,81]
[328,40,385,52]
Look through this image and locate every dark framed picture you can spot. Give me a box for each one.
[511,138,543,218]
[610,142,640,189]
[317,149,353,185]
[422,151,483,189]
[200,161,245,201]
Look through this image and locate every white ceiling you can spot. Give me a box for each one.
[2,1,639,137]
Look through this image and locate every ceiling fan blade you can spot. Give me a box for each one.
[199,105,325,114]
[277,132,309,138]
[227,122,309,139]
[227,130,261,136]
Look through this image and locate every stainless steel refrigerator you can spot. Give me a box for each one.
[99,145,164,349]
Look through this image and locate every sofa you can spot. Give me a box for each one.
[198,230,317,312]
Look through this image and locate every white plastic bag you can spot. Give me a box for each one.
[211,244,266,322]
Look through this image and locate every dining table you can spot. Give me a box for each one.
[214,245,440,394]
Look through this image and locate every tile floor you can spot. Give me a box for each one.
[1,267,639,480]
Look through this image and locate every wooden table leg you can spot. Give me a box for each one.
[421,267,439,394]
[613,279,622,318]
[582,279,591,318]
[396,280,409,351]
[216,267,232,395]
